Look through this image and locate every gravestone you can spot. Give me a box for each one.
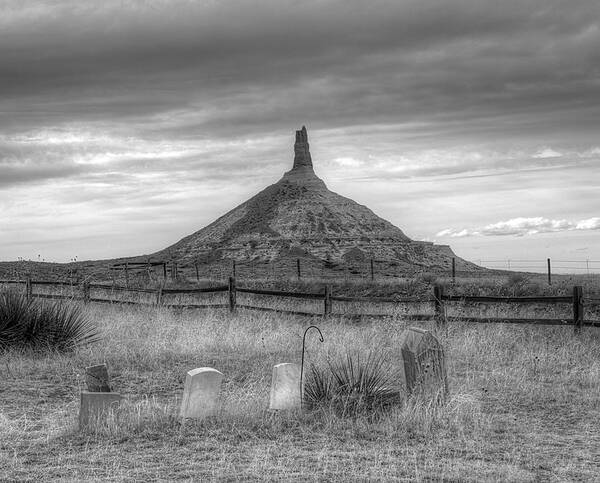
[398,327,448,402]
[79,391,122,430]
[180,367,223,419]
[85,364,111,392]
[269,363,301,410]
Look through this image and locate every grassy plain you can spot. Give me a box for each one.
[1,296,599,481]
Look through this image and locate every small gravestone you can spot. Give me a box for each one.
[269,363,301,410]
[85,364,111,392]
[79,392,122,430]
[398,327,448,402]
[180,367,223,419]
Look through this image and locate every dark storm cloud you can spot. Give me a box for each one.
[2,0,599,141]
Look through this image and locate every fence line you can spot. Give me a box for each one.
[4,257,600,290]
[1,277,599,330]
[115,256,600,285]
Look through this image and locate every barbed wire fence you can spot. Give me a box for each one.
[477,259,599,279]
[4,257,599,287]
[181,257,600,285]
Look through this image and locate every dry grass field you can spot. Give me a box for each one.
[1,298,599,481]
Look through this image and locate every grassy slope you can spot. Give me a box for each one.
[1,303,599,481]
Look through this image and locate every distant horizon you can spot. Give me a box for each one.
[1,1,598,266]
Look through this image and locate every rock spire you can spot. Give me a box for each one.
[151,124,479,277]
[292,126,313,170]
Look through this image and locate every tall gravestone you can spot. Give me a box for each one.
[180,367,223,419]
[269,363,301,410]
[398,327,448,402]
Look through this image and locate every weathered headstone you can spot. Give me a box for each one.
[398,327,448,402]
[79,391,122,430]
[269,363,301,410]
[180,367,223,419]
[85,364,111,392]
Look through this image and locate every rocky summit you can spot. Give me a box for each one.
[154,126,478,275]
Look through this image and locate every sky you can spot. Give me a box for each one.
[1,0,599,272]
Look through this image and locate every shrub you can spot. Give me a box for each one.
[303,351,401,417]
[506,272,528,287]
[504,273,531,295]
[418,273,438,285]
[0,290,100,352]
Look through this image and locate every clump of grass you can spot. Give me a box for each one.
[503,272,530,296]
[304,351,402,418]
[418,273,439,285]
[0,289,100,352]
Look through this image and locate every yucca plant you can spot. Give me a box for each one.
[304,351,401,417]
[304,363,334,408]
[37,301,100,351]
[0,290,33,349]
[0,289,100,352]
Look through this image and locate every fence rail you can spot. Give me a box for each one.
[330,295,425,303]
[31,280,77,287]
[1,277,598,330]
[237,287,323,299]
[161,286,228,294]
[441,295,573,303]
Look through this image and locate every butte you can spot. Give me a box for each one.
[151,126,478,278]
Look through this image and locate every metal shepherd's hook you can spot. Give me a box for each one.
[300,325,324,409]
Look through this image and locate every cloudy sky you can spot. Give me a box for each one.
[1,0,599,271]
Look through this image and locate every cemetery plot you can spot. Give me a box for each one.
[0,305,598,480]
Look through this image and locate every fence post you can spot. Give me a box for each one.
[547,258,552,286]
[451,258,456,284]
[82,281,90,304]
[324,285,332,316]
[229,276,237,313]
[25,275,32,300]
[162,262,167,279]
[433,285,445,326]
[125,263,129,288]
[195,261,199,283]
[370,259,374,281]
[573,286,583,333]
[232,259,236,278]
[297,259,301,280]
[156,286,163,306]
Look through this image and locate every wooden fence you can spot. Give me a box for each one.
[1,277,599,331]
